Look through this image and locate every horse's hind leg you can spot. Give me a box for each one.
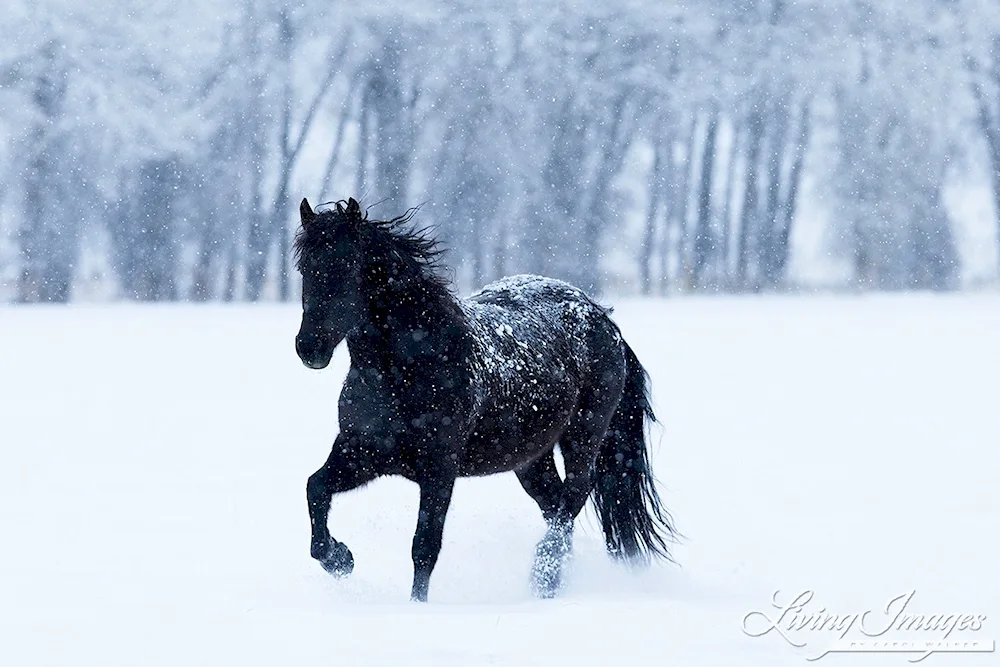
[516,452,574,598]
[307,434,379,577]
[529,383,624,596]
[515,452,564,522]
[560,352,629,519]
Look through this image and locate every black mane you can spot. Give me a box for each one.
[293,200,452,301]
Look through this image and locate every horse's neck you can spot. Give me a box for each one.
[350,274,464,369]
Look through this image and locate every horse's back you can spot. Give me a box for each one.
[463,274,615,379]
[468,274,594,308]
[466,274,611,331]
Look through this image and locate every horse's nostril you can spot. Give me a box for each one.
[296,337,316,366]
[296,333,331,369]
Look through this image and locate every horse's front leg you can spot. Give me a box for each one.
[307,434,379,576]
[410,472,456,602]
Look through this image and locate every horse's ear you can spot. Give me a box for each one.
[346,198,361,218]
[300,198,317,225]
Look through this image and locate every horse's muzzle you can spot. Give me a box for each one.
[295,330,335,369]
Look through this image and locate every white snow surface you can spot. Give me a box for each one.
[1,294,998,666]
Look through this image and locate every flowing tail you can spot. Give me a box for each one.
[592,340,677,564]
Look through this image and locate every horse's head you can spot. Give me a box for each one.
[293,198,366,369]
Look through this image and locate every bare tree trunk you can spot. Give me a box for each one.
[758,92,793,288]
[719,122,742,286]
[241,0,270,301]
[223,253,238,302]
[17,40,75,303]
[272,11,294,302]
[243,133,267,300]
[971,74,1000,279]
[737,108,765,290]
[355,85,371,197]
[640,134,666,295]
[763,96,791,244]
[666,116,696,293]
[771,99,811,285]
[320,74,362,200]
[267,29,345,300]
[367,35,418,208]
[581,91,637,295]
[535,98,585,281]
[491,214,508,284]
[692,111,720,288]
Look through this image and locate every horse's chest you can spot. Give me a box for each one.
[338,364,472,439]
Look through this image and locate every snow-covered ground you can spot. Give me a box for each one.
[2,294,998,666]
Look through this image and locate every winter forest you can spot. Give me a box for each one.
[3,0,1000,303]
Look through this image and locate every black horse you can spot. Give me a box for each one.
[294,197,675,601]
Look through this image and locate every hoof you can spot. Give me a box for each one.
[530,528,571,598]
[530,557,563,599]
[314,541,354,578]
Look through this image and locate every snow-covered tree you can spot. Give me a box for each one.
[0,0,989,300]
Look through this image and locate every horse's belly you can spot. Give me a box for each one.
[459,387,578,476]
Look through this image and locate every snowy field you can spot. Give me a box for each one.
[2,294,998,666]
